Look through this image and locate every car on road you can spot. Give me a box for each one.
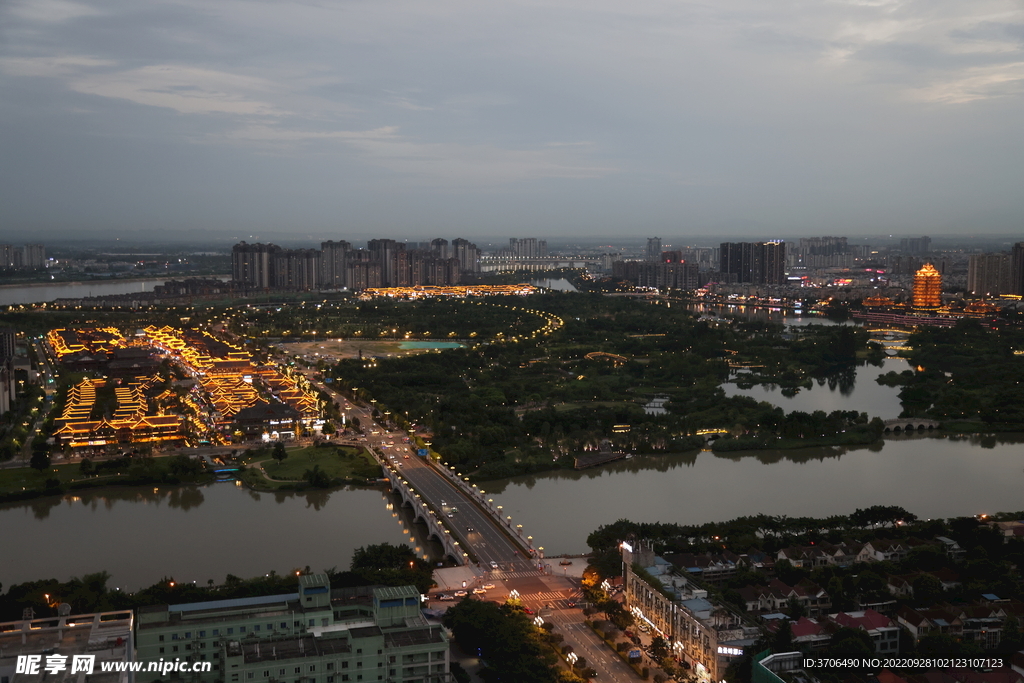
[403,454,409,459]
[446,513,454,518]
[472,588,486,595]
[466,526,474,532]
[522,607,534,615]
[559,559,572,566]
[436,594,453,601]
[454,590,467,597]
[482,583,495,590]
[490,561,499,569]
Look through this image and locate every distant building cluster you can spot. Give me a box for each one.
[0,243,45,269]
[232,238,481,292]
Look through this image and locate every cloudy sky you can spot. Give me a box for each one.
[2,0,1023,241]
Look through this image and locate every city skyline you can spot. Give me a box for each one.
[2,0,1024,239]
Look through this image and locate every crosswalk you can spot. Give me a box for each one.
[497,570,544,579]
[530,591,568,601]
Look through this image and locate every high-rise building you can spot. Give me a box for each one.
[23,244,45,268]
[761,241,786,285]
[320,240,351,289]
[646,237,662,261]
[232,242,280,290]
[1011,242,1024,295]
[900,236,932,255]
[430,238,451,259]
[967,253,1011,297]
[273,249,321,291]
[0,245,13,268]
[913,263,942,309]
[451,238,480,273]
[508,238,547,258]
[720,241,785,284]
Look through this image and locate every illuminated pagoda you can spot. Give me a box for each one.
[913,263,942,310]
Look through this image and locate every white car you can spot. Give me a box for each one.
[454,590,468,597]
[490,561,499,569]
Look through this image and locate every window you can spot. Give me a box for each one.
[309,666,316,672]
[341,677,349,682]
[388,657,395,664]
[172,634,179,641]
[200,655,206,661]
[309,619,315,627]
[342,662,349,669]
[264,672,269,678]
[295,668,301,674]
[254,625,261,632]
[328,678,334,683]
[159,648,165,654]
[159,635,165,642]
[186,645,192,651]
[239,626,246,633]
[267,624,273,631]
[185,632,192,639]
[356,662,362,668]
[294,621,301,628]
[214,629,220,636]
[228,628,234,635]
[247,674,254,679]
[376,651,381,656]
[199,631,206,637]
[279,669,285,676]
[326,664,333,670]
[356,649,362,655]
[173,646,179,653]
[281,623,287,630]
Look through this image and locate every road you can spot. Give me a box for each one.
[295,365,641,681]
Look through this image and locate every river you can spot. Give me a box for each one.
[0,277,230,306]
[0,483,442,590]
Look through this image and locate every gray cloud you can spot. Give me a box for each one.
[1,0,1023,239]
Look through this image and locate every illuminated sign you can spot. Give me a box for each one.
[717,646,743,656]
[621,542,633,553]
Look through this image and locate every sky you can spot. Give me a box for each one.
[2,0,1023,241]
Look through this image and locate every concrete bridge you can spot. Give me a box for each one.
[883,418,941,432]
[379,462,470,565]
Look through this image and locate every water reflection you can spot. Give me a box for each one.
[0,483,430,588]
[482,432,1024,554]
[725,358,908,418]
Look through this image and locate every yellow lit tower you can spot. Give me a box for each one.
[913,263,942,310]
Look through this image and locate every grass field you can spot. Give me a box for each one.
[252,444,381,482]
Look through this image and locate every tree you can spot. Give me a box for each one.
[303,465,331,488]
[650,635,669,661]
[772,619,794,653]
[272,442,287,464]
[911,573,944,606]
[30,450,51,472]
[79,458,94,476]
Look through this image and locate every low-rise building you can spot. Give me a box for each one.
[827,609,899,654]
[622,541,759,683]
[136,577,449,683]
[0,609,134,683]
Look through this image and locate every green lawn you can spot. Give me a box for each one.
[255,445,381,482]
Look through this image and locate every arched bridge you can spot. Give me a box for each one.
[380,464,469,565]
[883,418,941,432]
